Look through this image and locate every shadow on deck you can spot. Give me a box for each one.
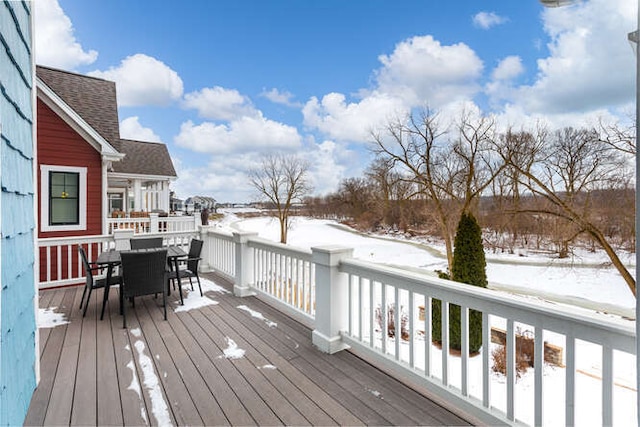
[26,272,471,426]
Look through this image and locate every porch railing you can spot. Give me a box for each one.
[202,229,637,426]
[106,213,199,235]
[38,227,637,425]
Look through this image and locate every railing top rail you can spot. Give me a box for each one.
[248,236,313,260]
[205,228,234,241]
[340,258,636,353]
[38,234,114,246]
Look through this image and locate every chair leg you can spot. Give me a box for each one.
[177,279,184,305]
[122,302,127,329]
[83,287,94,317]
[162,292,167,320]
[196,275,203,297]
[80,285,88,310]
[100,285,110,320]
[189,277,194,291]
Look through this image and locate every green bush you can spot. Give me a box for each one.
[432,212,487,353]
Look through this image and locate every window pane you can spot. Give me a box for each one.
[51,199,78,224]
[49,171,80,225]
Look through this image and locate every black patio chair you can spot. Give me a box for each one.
[130,237,163,250]
[168,239,204,305]
[79,246,122,319]
[120,248,168,328]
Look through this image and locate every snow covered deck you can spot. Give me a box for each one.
[25,272,470,426]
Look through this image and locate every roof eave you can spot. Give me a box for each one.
[36,76,122,161]
[108,171,178,181]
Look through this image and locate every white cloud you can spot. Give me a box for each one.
[174,115,302,155]
[305,140,350,196]
[120,116,161,142]
[514,0,635,114]
[88,54,184,107]
[303,92,407,142]
[376,35,483,106]
[183,86,258,121]
[34,0,98,69]
[260,88,301,107]
[492,56,524,81]
[303,35,483,143]
[472,12,508,30]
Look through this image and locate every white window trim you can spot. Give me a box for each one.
[41,165,87,232]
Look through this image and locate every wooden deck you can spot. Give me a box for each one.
[26,272,471,426]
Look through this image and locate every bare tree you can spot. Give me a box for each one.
[372,108,505,271]
[499,126,636,296]
[249,154,312,244]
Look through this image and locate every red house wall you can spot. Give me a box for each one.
[37,99,104,281]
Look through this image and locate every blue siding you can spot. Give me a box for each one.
[0,1,36,426]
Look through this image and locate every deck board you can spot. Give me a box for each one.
[26,272,471,426]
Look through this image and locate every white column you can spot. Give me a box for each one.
[133,179,142,212]
[149,212,159,233]
[311,245,353,354]
[233,231,258,297]
[101,160,109,234]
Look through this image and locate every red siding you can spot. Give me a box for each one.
[38,100,104,281]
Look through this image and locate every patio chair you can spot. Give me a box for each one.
[120,248,168,328]
[130,237,163,250]
[79,246,123,319]
[168,239,204,304]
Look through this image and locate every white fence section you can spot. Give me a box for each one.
[38,229,201,289]
[203,233,637,426]
[38,227,637,426]
[106,213,198,235]
[38,234,115,289]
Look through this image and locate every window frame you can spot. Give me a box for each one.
[40,165,87,232]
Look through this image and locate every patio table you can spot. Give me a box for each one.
[96,246,188,316]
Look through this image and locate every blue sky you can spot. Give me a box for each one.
[34,0,636,203]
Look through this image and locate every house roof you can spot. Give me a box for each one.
[36,65,121,151]
[36,65,177,179]
[114,139,177,177]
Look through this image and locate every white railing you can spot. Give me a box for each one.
[38,234,115,289]
[203,231,637,426]
[204,229,235,279]
[38,229,201,289]
[249,237,315,319]
[106,213,198,235]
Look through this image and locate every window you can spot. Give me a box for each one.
[108,192,124,212]
[41,165,87,232]
[49,171,79,225]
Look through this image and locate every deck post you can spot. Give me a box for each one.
[113,229,135,250]
[198,225,214,272]
[233,231,258,297]
[311,245,353,354]
[149,212,159,233]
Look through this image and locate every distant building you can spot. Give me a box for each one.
[185,195,217,213]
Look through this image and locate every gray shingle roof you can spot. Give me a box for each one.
[113,139,177,177]
[36,65,121,151]
[36,65,177,178]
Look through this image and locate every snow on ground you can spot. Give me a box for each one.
[222,212,635,317]
[37,307,70,328]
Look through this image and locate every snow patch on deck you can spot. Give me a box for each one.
[237,305,277,328]
[37,307,69,328]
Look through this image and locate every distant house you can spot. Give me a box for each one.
[0,2,38,425]
[185,195,217,213]
[36,65,177,238]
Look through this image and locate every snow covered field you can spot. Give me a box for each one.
[221,212,636,317]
